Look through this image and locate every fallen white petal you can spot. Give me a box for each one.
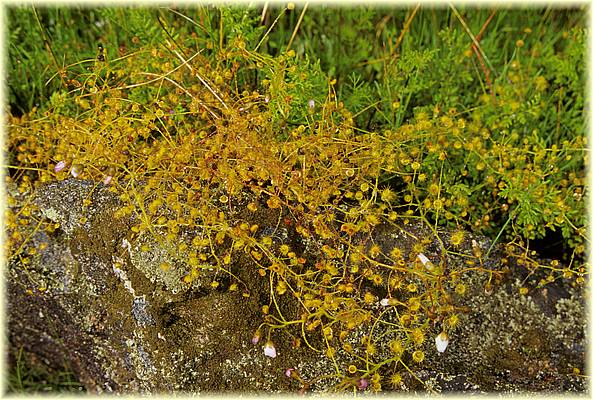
[435,331,449,353]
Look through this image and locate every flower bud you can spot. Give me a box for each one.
[251,330,261,345]
[381,296,402,307]
[356,378,368,390]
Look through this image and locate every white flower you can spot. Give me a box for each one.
[417,253,435,271]
[417,253,430,265]
[70,164,82,178]
[435,331,449,353]
[263,341,277,358]
[380,298,392,307]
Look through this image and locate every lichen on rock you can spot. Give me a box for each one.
[7,179,587,393]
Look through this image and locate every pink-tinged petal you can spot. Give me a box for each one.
[103,175,113,185]
[356,378,368,390]
[54,161,66,172]
[285,368,295,377]
[251,330,261,345]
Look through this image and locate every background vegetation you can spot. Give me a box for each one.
[6,4,587,393]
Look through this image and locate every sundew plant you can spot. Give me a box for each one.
[5,4,587,392]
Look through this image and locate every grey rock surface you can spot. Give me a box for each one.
[7,179,587,393]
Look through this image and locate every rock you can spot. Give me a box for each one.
[7,180,587,393]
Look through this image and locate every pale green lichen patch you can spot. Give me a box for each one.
[127,230,221,295]
[128,233,191,294]
[421,267,586,392]
[33,180,109,235]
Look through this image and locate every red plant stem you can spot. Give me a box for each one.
[470,10,497,101]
